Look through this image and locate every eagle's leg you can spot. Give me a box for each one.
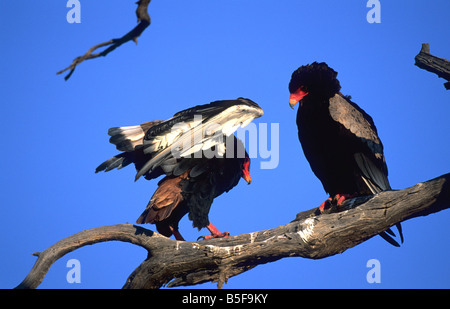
[169,225,185,241]
[199,223,230,240]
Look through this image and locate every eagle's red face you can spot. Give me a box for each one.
[289,86,309,109]
[241,156,251,184]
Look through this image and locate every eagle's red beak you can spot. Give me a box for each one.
[242,157,252,184]
[289,89,309,109]
[242,170,252,185]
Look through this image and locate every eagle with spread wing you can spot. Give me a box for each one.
[96,98,263,240]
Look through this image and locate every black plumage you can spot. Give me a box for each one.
[288,62,403,246]
[136,136,250,234]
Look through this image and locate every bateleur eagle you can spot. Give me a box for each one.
[288,62,403,247]
[96,97,263,240]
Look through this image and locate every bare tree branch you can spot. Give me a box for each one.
[57,0,152,81]
[415,43,450,90]
[15,173,450,289]
[15,224,159,289]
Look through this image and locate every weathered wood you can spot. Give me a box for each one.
[15,173,450,289]
[414,43,450,90]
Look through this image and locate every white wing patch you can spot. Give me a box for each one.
[144,122,191,153]
[135,103,263,180]
[108,125,145,151]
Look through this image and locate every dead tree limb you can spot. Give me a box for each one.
[15,173,450,289]
[415,43,450,90]
[57,0,152,81]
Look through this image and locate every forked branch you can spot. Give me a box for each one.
[15,173,450,289]
[57,0,152,80]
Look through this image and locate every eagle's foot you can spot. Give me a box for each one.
[198,223,230,240]
[315,193,357,215]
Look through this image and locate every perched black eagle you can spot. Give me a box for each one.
[288,62,403,246]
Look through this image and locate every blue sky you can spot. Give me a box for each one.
[1,0,449,289]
